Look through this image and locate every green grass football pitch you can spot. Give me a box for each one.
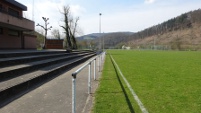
[92,50,201,113]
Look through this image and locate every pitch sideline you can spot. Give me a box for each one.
[110,54,149,113]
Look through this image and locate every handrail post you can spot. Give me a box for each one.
[103,52,105,60]
[72,74,76,113]
[98,56,100,72]
[71,53,106,113]
[94,59,96,80]
[100,55,101,71]
[99,55,102,71]
[101,53,103,61]
[88,62,91,94]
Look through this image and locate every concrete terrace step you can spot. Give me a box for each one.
[0,52,92,81]
[0,50,66,58]
[0,52,96,107]
[0,54,94,91]
[0,53,68,67]
[0,51,91,67]
[0,50,95,58]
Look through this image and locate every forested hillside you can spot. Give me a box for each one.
[77,9,201,50]
[126,9,201,50]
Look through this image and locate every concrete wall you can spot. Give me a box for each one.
[0,27,21,49]
[0,28,36,49]
[0,1,36,49]
[0,1,34,31]
[0,12,34,31]
[0,35,21,49]
[24,34,36,49]
[0,1,23,17]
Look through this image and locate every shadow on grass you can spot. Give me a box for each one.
[110,56,135,113]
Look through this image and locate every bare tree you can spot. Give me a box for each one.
[51,29,60,39]
[60,5,79,50]
[36,17,52,49]
[70,17,79,49]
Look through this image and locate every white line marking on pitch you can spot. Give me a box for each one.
[110,55,149,113]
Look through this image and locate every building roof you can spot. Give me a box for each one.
[5,0,27,11]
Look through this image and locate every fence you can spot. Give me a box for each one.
[71,51,106,113]
[45,39,64,49]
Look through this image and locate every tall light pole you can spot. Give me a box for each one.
[32,0,34,21]
[99,13,102,33]
[99,13,102,50]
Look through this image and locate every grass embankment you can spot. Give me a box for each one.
[93,50,201,113]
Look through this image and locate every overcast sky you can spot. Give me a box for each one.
[17,0,201,36]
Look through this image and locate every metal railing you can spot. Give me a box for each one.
[71,51,106,113]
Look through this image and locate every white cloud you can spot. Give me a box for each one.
[17,0,201,35]
[70,5,86,17]
[145,0,156,4]
[79,0,201,34]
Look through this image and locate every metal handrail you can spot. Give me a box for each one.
[71,51,106,113]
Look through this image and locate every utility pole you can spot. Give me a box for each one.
[99,13,102,50]
[36,17,52,49]
[154,26,158,50]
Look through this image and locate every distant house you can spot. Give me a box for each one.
[0,0,36,49]
[122,45,131,50]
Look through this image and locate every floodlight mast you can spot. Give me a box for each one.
[99,13,102,50]
[32,0,34,21]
